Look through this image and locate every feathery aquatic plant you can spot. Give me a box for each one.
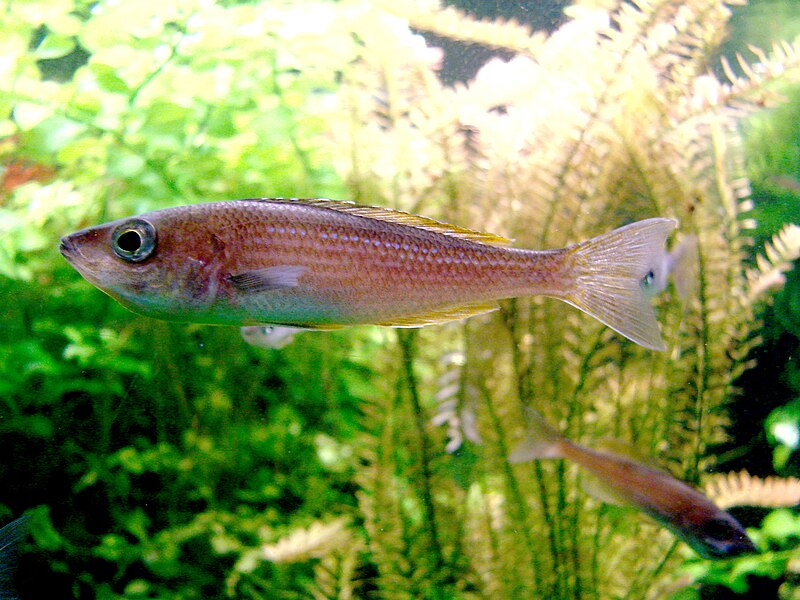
[317,1,800,597]
[706,471,800,509]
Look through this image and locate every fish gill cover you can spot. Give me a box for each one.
[2,0,800,598]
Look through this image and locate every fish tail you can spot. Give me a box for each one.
[0,515,29,600]
[508,408,566,463]
[563,218,677,351]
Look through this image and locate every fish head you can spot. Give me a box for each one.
[60,210,226,320]
[684,511,758,559]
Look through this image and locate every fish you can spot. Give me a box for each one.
[509,409,757,559]
[60,198,676,350]
[0,516,29,600]
[642,235,698,300]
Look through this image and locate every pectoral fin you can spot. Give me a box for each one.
[228,265,307,293]
[581,473,635,507]
[241,325,306,349]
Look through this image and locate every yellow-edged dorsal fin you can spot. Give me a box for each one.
[376,302,499,327]
[253,198,513,247]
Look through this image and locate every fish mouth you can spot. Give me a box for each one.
[59,236,74,259]
[59,234,98,281]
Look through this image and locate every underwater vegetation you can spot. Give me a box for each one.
[3,0,800,598]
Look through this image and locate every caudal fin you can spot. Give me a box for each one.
[0,516,29,600]
[564,218,677,351]
[508,408,566,463]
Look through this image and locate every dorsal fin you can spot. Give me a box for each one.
[249,198,513,247]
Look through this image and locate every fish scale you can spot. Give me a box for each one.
[60,198,676,349]
[223,204,542,305]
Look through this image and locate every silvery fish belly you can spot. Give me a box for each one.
[59,198,676,350]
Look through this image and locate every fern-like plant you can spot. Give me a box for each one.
[310,1,800,598]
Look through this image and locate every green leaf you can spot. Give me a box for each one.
[30,505,65,552]
[95,534,129,561]
[206,109,237,138]
[24,115,85,160]
[34,33,76,60]
[8,414,54,438]
[765,398,800,469]
[124,580,152,596]
[90,63,130,94]
[12,102,54,130]
[107,149,146,178]
[144,101,192,129]
[761,509,800,546]
[774,443,793,470]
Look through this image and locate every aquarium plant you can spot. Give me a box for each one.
[2,0,800,598]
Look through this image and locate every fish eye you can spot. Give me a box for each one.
[111,219,157,263]
[642,270,655,287]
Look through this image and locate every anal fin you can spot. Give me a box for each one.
[376,302,499,327]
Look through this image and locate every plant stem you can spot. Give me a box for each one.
[502,305,563,597]
[478,381,544,596]
[396,329,447,580]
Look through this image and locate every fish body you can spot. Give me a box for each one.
[60,198,675,349]
[510,409,757,559]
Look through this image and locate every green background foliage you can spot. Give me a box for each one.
[1,0,800,598]
[1,0,363,596]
